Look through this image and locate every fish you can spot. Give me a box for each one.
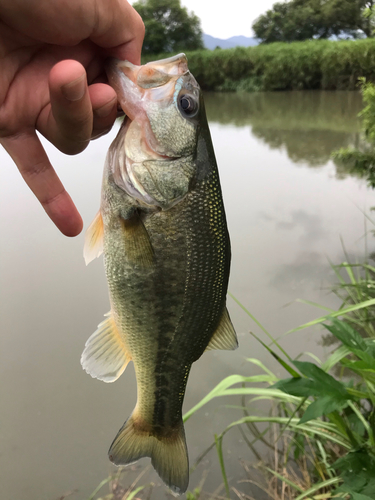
[81,53,237,494]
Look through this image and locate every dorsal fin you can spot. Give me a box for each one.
[84,211,104,265]
[206,308,238,351]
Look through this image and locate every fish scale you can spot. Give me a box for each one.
[81,53,237,494]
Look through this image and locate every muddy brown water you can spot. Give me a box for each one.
[1,91,374,499]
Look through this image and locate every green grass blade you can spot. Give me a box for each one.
[264,467,304,493]
[296,352,322,365]
[284,298,375,335]
[294,477,341,500]
[347,401,374,446]
[296,299,336,312]
[219,416,350,448]
[215,434,230,500]
[246,358,276,377]
[184,385,300,422]
[229,292,293,361]
[125,485,146,500]
[250,331,300,377]
[321,345,352,372]
[183,374,265,422]
[86,475,113,500]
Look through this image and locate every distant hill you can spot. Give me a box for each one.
[203,34,259,50]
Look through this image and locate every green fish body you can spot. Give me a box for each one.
[82,54,237,494]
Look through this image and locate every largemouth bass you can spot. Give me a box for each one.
[81,53,237,494]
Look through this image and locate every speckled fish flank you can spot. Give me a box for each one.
[81,53,237,495]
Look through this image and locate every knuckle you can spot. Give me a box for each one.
[55,113,92,155]
[41,187,66,209]
[58,137,89,155]
[136,14,146,40]
[0,108,17,138]
[22,159,49,178]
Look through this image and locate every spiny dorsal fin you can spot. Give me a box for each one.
[84,211,104,265]
[206,308,238,351]
[122,213,154,267]
[81,311,131,383]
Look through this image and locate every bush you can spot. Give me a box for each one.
[143,39,375,92]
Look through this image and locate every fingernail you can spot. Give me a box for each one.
[61,75,86,101]
[94,97,117,118]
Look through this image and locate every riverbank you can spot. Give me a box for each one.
[143,39,375,92]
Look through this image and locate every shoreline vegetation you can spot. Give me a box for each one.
[143,39,375,92]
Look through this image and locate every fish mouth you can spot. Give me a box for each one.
[106,54,188,162]
[106,54,192,208]
[105,53,188,122]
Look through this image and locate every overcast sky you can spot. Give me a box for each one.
[180,0,278,38]
[129,0,279,39]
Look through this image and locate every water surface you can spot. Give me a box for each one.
[1,91,373,499]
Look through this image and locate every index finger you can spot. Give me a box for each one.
[90,0,145,64]
[1,131,83,236]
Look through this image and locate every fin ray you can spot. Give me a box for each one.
[122,213,154,267]
[84,211,104,265]
[109,412,189,494]
[206,307,238,351]
[81,311,130,383]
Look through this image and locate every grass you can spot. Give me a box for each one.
[184,311,375,500]
[142,39,375,92]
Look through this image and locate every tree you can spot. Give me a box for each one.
[252,0,371,43]
[133,0,204,55]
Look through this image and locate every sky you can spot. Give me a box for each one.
[129,0,279,40]
[179,0,278,39]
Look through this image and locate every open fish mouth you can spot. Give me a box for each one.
[105,53,188,123]
[106,53,191,160]
[105,54,196,208]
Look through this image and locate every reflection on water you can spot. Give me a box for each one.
[204,91,362,131]
[205,90,363,170]
[1,91,374,500]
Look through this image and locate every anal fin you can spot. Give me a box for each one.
[84,211,104,265]
[206,308,238,351]
[81,311,131,383]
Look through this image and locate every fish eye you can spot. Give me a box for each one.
[178,94,198,118]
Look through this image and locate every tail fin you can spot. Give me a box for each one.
[108,412,189,495]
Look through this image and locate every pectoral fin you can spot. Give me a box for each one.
[206,308,238,351]
[122,213,154,267]
[81,311,131,383]
[84,211,104,265]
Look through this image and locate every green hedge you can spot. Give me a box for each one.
[142,39,375,91]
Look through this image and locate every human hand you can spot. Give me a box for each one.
[0,0,144,236]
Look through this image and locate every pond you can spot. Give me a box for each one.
[1,91,374,499]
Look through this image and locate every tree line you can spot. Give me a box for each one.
[253,0,375,43]
[133,0,375,55]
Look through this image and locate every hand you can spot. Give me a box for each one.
[0,0,144,236]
